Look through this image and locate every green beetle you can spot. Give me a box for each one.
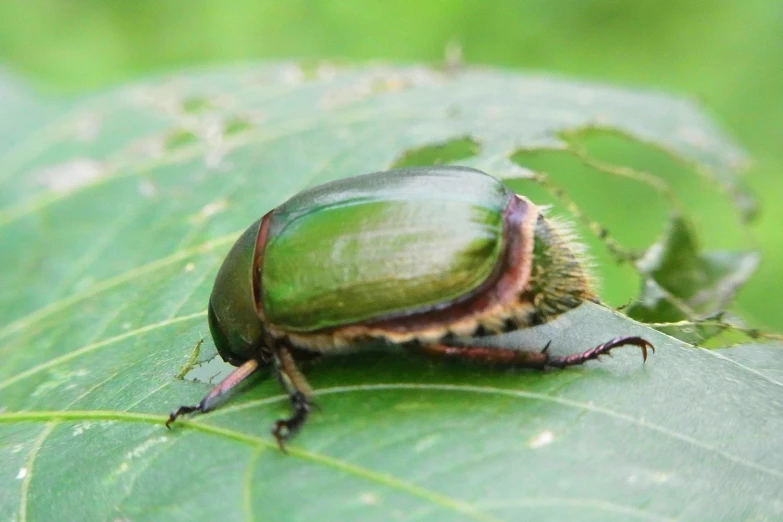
[167,166,652,448]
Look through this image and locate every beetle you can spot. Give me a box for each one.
[167,166,652,448]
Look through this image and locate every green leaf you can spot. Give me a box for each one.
[627,215,760,343]
[637,216,759,310]
[1,63,777,521]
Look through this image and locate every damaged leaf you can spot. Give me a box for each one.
[0,63,775,522]
[627,215,759,342]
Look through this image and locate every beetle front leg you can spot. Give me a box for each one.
[271,344,315,451]
[166,358,260,427]
[416,336,653,369]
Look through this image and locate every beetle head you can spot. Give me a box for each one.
[207,218,268,366]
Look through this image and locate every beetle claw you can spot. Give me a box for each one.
[546,336,654,368]
[639,339,655,362]
[540,340,552,354]
[165,404,201,429]
[272,420,292,453]
[611,336,654,362]
[271,391,313,452]
[595,336,654,363]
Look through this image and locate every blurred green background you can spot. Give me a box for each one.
[1,0,780,329]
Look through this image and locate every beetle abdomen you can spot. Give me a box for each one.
[260,167,515,332]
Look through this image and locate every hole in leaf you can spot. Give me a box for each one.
[183,354,234,385]
[562,128,751,248]
[390,136,480,168]
[627,215,759,327]
[223,117,254,136]
[511,148,668,249]
[164,128,199,150]
[181,96,214,114]
[298,60,348,81]
[298,60,322,81]
[509,129,759,338]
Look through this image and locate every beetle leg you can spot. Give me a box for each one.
[545,336,653,368]
[166,358,260,428]
[416,336,653,369]
[271,344,315,451]
[416,343,550,368]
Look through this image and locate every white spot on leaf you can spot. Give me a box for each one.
[72,422,94,436]
[37,159,106,194]
[128,436,169,459]
[70,112,102,142]
[629,470,671,485]
[200,200,228,219]
[16,468,27,480]
[32,369,89,397]
[127,135,166,161]
[316,62,338,82]
[414,434,440,453]
[199,114,228,168]
[72,276,96,293]
[359,492,379,505]
[128,82,184,115]
[651,471,670,483]
[678,126,709,148]
[138,180,158,198]
[281,64,305,86]
[110,436,169,478]
[528,430,554,449]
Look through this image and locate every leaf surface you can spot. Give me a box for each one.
[1,63,777,522]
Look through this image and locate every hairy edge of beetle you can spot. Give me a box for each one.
[255,194,595,353]
[523,212,597,322]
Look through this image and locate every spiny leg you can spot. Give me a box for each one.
[416,343,549,368]
[271,344,315,451]
[545,336,653,368]
[416,336,653,369]
[166,358,260,427]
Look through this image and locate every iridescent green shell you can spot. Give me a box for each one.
[260,167,512,331]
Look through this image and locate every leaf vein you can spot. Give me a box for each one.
[0,311,206,391]
[0,410,498,522]
[210,383,783,480]
[18,421,58,522]
[243,446,264,522]
[0,232,233,341]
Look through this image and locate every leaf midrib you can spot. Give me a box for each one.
[3,381,782,481]
[2,409,499,522]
